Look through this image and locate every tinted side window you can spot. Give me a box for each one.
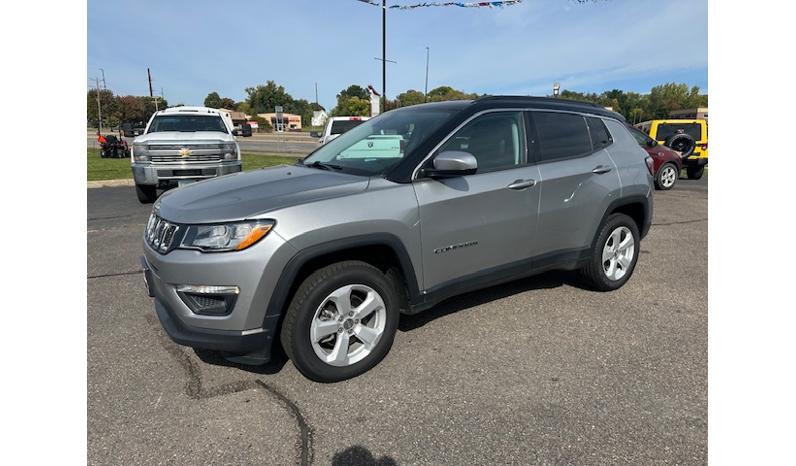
[628,126,652,146]
[586,117,613,150]
[437,112,525,173]
[534,112,592,161]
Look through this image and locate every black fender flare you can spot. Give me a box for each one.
[262,233,421,327]
[592,195,652,248]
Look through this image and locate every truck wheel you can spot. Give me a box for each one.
[686,166,705,180]
[655,163,678,190]
[581,213,641,291]
[135,184,157,204]
[280,261,400,382]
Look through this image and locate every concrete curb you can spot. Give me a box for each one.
[87,178,135,189]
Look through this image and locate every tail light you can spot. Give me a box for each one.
[644,156,655,176]
[700,142,708,150]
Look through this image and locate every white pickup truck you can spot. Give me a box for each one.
[130,107,242,203]
[314,116,370,145]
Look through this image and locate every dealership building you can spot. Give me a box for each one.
[669,107,708,121]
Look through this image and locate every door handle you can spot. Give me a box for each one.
[592,165,612,174]
[507,179,536,190]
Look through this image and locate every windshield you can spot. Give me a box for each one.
[147,114,229,133]
[303,107,455,176]
[330,119,365,135]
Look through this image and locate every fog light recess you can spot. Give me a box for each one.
[176,285,239,316]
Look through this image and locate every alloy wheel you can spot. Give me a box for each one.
[660,165,677,188]
[309,284,387,367]
[602,226,635,281]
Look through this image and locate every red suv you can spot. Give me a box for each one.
[628,125,682,190]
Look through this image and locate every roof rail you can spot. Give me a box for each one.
[473,95,624,121]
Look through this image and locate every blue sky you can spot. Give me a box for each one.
[87,0,707,110]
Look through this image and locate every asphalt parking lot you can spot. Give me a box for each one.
[88,176,707,465]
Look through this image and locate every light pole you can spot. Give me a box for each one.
[99,68,107,90]
[382,0,386,104]
[424,46,430,100]
[95,76,103,134]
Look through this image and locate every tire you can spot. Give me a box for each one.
[280,260,400,382]
[665,133,696,157]
[580,213,641,291]
[655,163,678,190]
[686,165,704,180]
[135,184,157,204]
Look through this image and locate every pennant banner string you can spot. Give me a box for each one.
[355,0,523,9]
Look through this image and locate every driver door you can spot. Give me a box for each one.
[412,111,541,291]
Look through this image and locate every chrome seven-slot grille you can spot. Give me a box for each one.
[148,143,224,163]
[145,213,180,253]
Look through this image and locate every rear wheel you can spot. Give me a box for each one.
[280,261,400,382]
[686,165,705,180]
[655,163,678,190]
[581,213,640,291]
[135,184,157,203]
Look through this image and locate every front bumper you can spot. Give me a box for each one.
[132,161,242,186]
[141,229,297,361]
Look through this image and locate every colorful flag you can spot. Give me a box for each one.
[355,0,522,9]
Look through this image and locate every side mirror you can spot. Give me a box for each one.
[310,131,321,138]
[423,151,478,178]
[646,139,657,148]
[232,129,239,136]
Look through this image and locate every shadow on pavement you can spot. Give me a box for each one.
[332,445,398,466]
[194,345,290,375]
[399,270,586,332]
[195,270,589,375]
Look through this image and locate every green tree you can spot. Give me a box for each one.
[285,98,315,128]
[204,91,223,108]
[245,80,294,114]
[87,88,117,128]
[426,86,478,102]
[337,85,370,101]
[394,89,427,108]
[332,96,370,117]
[236,101,252,116]
[219,97,237,109]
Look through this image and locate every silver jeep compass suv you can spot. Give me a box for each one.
[142,96,654,382]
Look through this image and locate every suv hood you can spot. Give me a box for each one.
[156,165,370,224]
[134,131,235,143]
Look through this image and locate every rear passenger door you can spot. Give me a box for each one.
[531,112,621,257]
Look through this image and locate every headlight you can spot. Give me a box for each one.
[220,142,238,160]
[181,220,274,252]
[133,143,150,161]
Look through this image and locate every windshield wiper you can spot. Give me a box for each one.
[306,160,343,171]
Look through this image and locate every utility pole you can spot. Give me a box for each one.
[95,76,103,134]
[99,68,107,90]
[424,46,430,100]
[148,68,158,111]
[315,82,319,106]
[382,0,386,107]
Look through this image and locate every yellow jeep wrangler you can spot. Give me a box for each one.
[636,119,708,179]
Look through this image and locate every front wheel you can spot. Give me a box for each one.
[280,261,400,382]
[686,165,705,180]
[135,184,157,204]
[581,213,641,291]
[655,163,678,190]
